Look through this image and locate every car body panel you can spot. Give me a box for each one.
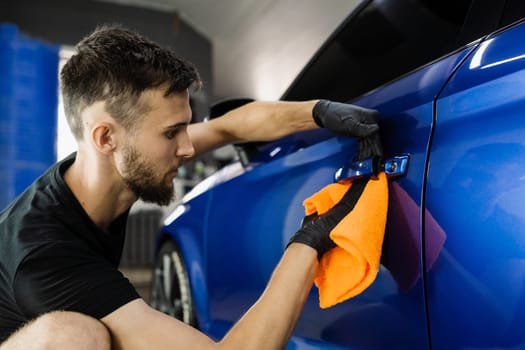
[160,46,475,348]
[426,20,525,349]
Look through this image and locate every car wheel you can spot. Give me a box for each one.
[150,240,197,327]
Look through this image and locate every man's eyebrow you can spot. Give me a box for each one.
[164,121,189,130]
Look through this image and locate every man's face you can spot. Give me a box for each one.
[118,89,194,206]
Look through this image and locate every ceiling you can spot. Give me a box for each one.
[97,0,285,41]
[97,0,361,100]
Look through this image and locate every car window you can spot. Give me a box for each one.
[282,0,509,102]
[500,0,525,28]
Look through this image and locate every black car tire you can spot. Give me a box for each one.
[150,240,197,327]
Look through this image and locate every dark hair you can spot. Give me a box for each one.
[60,25,202,139]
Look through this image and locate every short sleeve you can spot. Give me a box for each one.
[13,241,140,319]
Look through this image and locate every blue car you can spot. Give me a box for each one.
[150,0,525,348]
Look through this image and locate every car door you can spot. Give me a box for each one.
[426,18,525,350]
[348,47,475,349]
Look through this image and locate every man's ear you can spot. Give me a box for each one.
[91,122,117,155]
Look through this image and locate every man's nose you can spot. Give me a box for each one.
[176,131,195,159]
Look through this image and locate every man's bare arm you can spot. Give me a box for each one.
[101,243,317,350]
[187,100,319,159]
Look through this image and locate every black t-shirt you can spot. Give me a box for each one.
[0,153,140,342]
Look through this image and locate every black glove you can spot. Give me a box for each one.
[358,131,383,160]
[287,178,368,260]
[313,100,379,138]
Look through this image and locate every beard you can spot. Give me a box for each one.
[121,145,176,206]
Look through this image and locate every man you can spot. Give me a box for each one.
[0,25,380,349]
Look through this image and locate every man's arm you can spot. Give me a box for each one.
[187,100,319,159]
[101,243,317,350]
[187,99,381,160]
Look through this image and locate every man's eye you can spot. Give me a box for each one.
[165,130,177,139]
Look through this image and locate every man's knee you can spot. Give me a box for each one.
[2,311,111,350]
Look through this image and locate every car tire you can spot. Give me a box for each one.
[150,240,197,327]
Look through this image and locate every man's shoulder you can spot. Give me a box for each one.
[0,156,80,272]
[1,153,78,224]
[1,170,63,233]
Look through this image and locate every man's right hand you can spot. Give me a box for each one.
[312,100,380,138]
[287,178,369,260]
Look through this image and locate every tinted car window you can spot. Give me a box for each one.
[282,0,502,102]
[500,0,525,27]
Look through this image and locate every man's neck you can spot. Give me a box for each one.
[63,152,136,232]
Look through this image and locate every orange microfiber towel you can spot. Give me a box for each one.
[304,172,389,308]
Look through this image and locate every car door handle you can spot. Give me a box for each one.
[334,155,410,182]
